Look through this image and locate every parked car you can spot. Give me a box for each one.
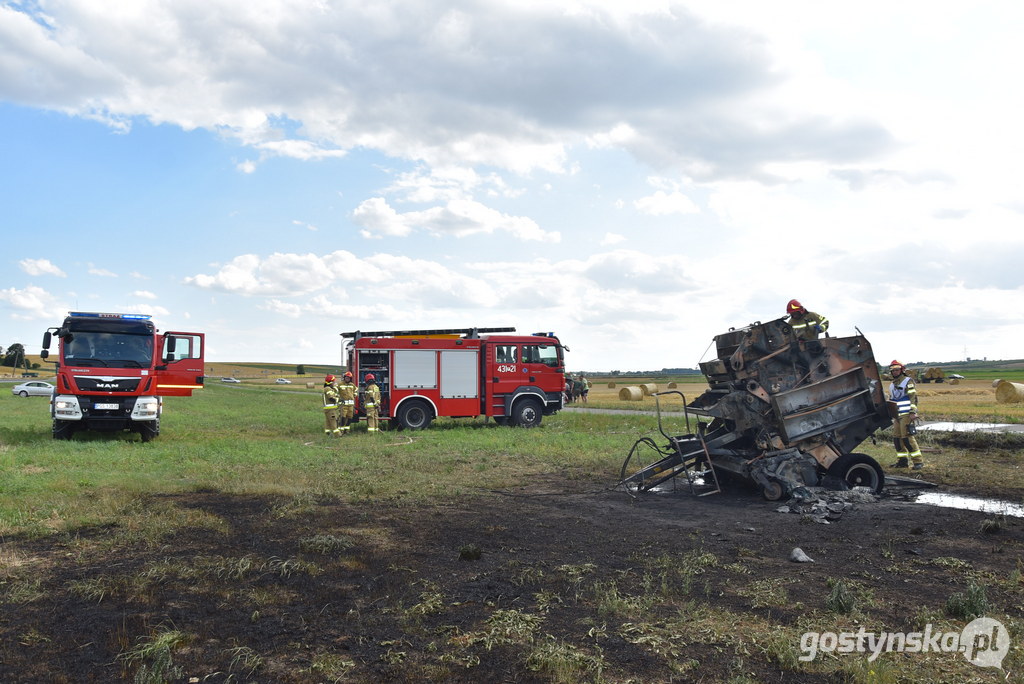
[948,373,965,380]
[275,378,292,384]
[221,377,241,383]
[11,381,55,397]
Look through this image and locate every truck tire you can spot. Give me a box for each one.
[52,420,75,440]
[511,398,542,428]
[138,419,160,443]
[397,400,432,430]
[829,453,884,494]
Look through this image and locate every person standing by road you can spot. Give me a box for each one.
[363,373,381,433]
[337,371,357,434]
[580,375,591,403]
[888,360,923,470]
[785,299,829,340]
[322,375,341,437]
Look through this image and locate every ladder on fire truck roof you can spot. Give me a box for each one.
[341,327,516,340]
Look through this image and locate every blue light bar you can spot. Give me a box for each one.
[69,311,152,320]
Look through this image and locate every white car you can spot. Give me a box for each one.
[275,378,292,384]
[11,381,55,397]
[221,377,241,383]
[948,373,965,380]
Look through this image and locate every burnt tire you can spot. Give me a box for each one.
[761,480,785,501]
[397,400,432,430]
[511,398,542,428]
[829,453,884,494]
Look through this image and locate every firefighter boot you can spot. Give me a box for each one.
[912,461,924,470]
[890,457,909,469]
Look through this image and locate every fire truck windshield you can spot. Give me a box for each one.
[63,332,154,368]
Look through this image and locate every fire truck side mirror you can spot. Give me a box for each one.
[42,331,52,350]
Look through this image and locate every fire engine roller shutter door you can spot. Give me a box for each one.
[394,350,438,389]
[441,350,478,398]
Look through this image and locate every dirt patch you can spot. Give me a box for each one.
[0,477,1021,682]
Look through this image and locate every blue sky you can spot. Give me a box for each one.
[2,0,1022,371]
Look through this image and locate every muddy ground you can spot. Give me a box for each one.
[1,472,1022,683]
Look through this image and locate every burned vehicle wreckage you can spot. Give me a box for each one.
[619,318,892,500]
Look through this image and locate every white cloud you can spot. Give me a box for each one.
[19,258,66,277]
[600,232,625,246]
[132,290,158,300]
[353,197,559,242]
[88,264,118,277]
[634,190,699,216]
[0,285,65,321]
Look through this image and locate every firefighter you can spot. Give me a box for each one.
[888,360,923,470]
[786,299,829,340]
[322,374,341,436]
[337,371,357,433]
[363,373,381,432]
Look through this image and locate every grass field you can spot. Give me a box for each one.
[1,377,1022,682]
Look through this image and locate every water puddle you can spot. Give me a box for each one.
[917,422,1014,432]
[914,492,1024,518]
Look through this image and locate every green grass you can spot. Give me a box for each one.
[0,384,656,536]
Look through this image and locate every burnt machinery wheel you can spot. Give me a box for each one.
[52,419,75,440]
[761,480,785,501]
[396,399,433,430]
[619,436,679,496]
[829,453,884,494]
[511,398,542,428]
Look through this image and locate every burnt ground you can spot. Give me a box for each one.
[0,474,1022,683]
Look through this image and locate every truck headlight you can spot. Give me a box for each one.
[131,396,162,420]
[53,395,83,420]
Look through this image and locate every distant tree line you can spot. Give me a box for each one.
[1,343,41,369]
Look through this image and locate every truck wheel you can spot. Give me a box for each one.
[139,419,160,443]
[829,453,884,494]
[512,398,542,428]
[397,400,432,430]
[761,480,785,501]
[52,420,75,440]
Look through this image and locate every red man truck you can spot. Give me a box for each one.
[342,327,567,429]
[41,312,205,441]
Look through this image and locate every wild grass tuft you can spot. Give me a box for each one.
[945,582,989,620]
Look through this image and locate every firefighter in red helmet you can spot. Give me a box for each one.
[338,371,357,434]
[785,299,829,341]
[362,373,381,433]
[887,360,923,469]
[322,375,341,437]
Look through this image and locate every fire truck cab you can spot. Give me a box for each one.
[342,327,566,429]
[41,312,205,441]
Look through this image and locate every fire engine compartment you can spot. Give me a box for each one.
[342,328,566,430]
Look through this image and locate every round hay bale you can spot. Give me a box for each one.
[306,382,316,389]
[948,378,960,385]
[639,383,658,396]
[667,381,677,389]
[618,386,644,401]
[992,378,1003,388]
[995,380,1024,404]
[607,382,616,388]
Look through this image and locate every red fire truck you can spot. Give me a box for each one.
[342,327,567,429]
[41,312,205,441]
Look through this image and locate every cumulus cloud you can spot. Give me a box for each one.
[19,258,66,277]
[0,285,65,320]
[353,197,559,242]
[88,264,117,277]
[0,1,894,178]
[634,190,700,216]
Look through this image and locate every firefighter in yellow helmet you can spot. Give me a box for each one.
[888,360,923,470]
[785,299,829,340]
[337,371,357,434]
[322,375,341,436]
[362,373,381,433]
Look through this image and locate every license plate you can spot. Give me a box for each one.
[94,403,119,410]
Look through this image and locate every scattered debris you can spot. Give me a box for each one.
[775,486,878,524]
